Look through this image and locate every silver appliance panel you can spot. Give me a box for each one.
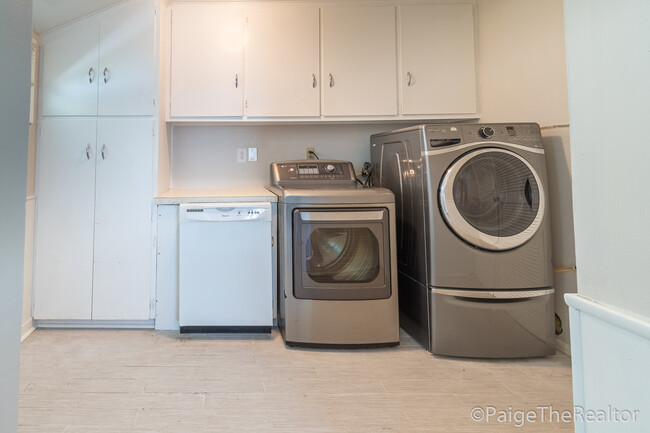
[276,201,399,346]
[270,159,399,347]
[370,123,554,358]
[430,288,555,358]
[271,160,357,188]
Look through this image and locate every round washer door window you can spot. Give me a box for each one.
[439,148,545,251]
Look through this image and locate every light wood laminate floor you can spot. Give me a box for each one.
[19,329,574,432]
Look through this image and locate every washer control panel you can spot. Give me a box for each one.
[271,160,357,187]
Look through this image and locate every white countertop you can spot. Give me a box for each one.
[155,187,277,204]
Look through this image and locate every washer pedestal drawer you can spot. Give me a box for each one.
[429,288,555,358]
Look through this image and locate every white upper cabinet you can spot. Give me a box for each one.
[164,2,479,121]
[41,25,100,116]
[400,4,477,115]
[98,0,155,116]
[40,0,154,116]
[322,6,398,116]
[245,5,320,117]
[169,4,244,117]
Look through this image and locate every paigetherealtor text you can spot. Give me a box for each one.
[470,405,640,428]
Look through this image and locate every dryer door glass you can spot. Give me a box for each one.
[439,148,545,251]
[306,227,380,283]
[292,208,391,300]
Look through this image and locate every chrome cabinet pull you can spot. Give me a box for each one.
[103,67,109,84]
[101,144,107,160]
[329,73,334,88]
[85,144,91,160]
[235,74,239,88]
[88,67,95,84]
[312,73,317,88]
[407,71,412,86]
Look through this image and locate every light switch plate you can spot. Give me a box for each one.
[248,147,258,162]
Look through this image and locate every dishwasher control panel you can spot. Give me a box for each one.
[179,202,272,222]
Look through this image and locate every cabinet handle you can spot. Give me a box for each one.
[407,71,413,87]
[88,67,95,84]
[312,74,317,88]
[86,144,91,160]
[329,73,334,88]
[103,67,109,84]
[235,74,238,88]
[101,144,107,160]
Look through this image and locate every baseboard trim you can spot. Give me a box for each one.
[35,320,155,329]
[555,337,571,356]
[21,318,36,342]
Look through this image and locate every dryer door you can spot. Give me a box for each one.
[439,148,545,251]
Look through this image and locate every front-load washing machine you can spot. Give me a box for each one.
[371,123,555,358]
[268,160,399,347]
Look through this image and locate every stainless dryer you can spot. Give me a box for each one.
[371,124,555,358]
[268,160,399,347]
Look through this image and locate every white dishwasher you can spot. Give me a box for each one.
[178,202,273,333]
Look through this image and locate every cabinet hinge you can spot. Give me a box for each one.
[245,100,248,109]
[272,236,275,247]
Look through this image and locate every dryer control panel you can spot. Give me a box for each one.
[271,160,357,187]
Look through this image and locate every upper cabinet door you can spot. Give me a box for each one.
[41,24,100,116]
[98,0,155,116]
[400,4,477,115]
[322,6,397,116]
[246,5,320,117]
[169,4,244,117]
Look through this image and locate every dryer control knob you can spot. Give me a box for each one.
[325,164,336,173]
[479,126,495,139]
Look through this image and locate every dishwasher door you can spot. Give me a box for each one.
[178,202,273,332]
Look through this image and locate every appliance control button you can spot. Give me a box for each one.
[479,126,495,139]
[325,164,336,173]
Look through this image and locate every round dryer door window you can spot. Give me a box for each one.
[439,148,545,251]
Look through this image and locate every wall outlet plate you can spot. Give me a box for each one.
[237,148,247,163]
[306,147,315,159]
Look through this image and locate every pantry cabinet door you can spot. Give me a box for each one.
[98,0,155,116]
[400,4,477,115]
[40,25,99,116]
[246,5,320,117]
[93,119,154,320]
[169,4,244,117]
[33,118,97,320]
[322,6,397,116]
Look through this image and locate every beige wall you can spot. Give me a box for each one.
[476,0,575,348]
[0,0,32,430]
[564,0,650,319]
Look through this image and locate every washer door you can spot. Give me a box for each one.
[439,148,545,251]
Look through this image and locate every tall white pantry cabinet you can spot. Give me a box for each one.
[33,0,156,322]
